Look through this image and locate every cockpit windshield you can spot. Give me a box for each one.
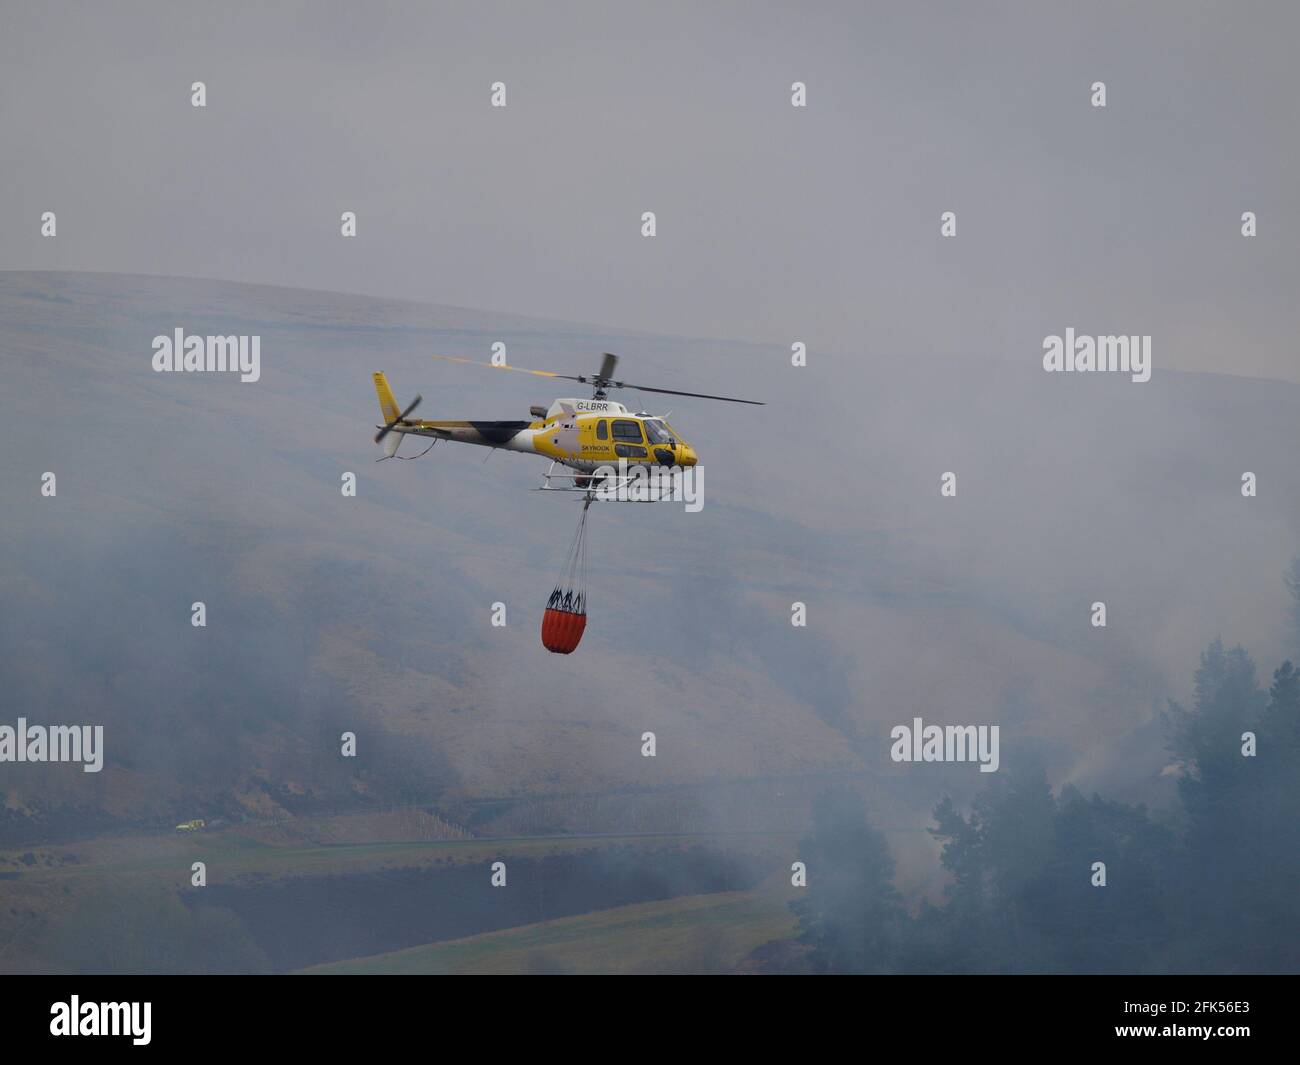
[642,419,677,446]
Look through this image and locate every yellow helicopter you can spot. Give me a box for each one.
[373,352,762,653]
[372,352,763,493]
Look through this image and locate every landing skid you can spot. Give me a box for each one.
[538,462,678,502]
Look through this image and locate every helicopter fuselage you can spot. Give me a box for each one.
[527,399,697,471]
[378,388,698,471]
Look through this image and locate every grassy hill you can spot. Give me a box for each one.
[300,888,800,975]
[0,823,789,973]
[3,270,1300,967]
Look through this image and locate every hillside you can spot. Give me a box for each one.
[3,271,1299,878]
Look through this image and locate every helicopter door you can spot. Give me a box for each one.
[551,419,580,455]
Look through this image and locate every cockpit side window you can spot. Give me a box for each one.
[596,419,608,440]
[643,419,676,446]
[611,419,644,442]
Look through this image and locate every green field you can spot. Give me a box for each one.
[0,826,798,973]
[0,827,792,884]
[300,889,800,975]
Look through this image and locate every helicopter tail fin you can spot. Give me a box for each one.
[373,372,425,458]
[373,372,402,425]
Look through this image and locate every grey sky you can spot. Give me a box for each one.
[1,1,1297,379]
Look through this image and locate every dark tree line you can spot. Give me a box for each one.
[793,563,1300,973]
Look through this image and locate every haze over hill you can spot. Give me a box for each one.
[5,3,1298,382]
[2,271,1299,889]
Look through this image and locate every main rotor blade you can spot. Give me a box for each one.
[617,382,765,405]
[430,352,584,382]
[429,350,764,404]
